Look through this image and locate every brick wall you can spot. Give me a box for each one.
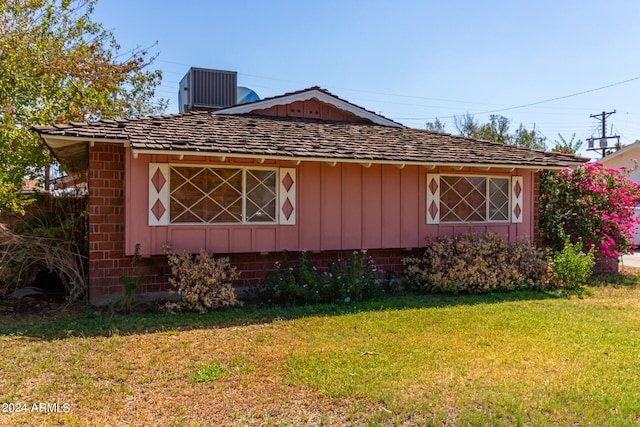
[88,143,169,304]
[88,143,125,303]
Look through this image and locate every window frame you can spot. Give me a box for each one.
[438,174,511,224]
[168,164,279,225]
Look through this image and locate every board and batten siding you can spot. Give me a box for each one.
[125,149,535,256]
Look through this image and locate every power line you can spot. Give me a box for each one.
[586,111,620,158]
[154,60,640,121]
[429,76,640,119]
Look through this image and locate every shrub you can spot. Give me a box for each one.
[164,247,240,312]
[540,163,640,260]
[402,232,552,294]
[118,243,144,312]
[253,250,383,305]
[324,251,382,302]
[550,240,595,292]
[255,251,323,306]
[0,195,88,302]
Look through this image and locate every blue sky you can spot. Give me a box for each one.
[94,0,640,157]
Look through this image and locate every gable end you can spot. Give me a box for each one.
[214,88,403,127]
[248,98,371,123]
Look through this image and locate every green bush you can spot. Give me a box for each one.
[550,240,595,292]
[325,251,383,302]
[402,232,552,294]
[254,251,322,305]
[253,251,384,305]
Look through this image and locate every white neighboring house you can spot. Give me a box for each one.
[600,141,640,246]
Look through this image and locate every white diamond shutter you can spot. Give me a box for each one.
[149,163,170,226]
[279,168,296,225]
[511,176,523,223]
[426,174,440,224]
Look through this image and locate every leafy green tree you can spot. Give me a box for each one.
[477,115,511,143]
[0,0,166,214]
[425,117,446,132]
[552,133,583,154]
[453,114,546,149]
[454,114,510,142]
[512,124,546,150]
[605,140,625,156]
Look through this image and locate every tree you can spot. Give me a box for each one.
[0,0,167,214]
[453,113,480,138]
[552,133,583,154]
[512,124,546,150]
[477,114,511,143]
[454,114,510,142]
[605,140,625,156]
[453,113,546,149]
[425,117,446,133]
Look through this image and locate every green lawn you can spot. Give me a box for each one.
[1,274,639,426]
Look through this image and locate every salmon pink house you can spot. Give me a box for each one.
[35,70,586,305]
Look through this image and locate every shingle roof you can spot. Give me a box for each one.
[34,110,587,168]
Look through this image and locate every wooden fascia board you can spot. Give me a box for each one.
[130,147,570,170]
[40,134,128,147]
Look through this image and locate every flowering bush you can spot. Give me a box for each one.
[256,251,323,305]
[253,250,383,305]
[324,251,382,302]
[402,232,552,294]
[540,162,640,260]
[164,247,239,312]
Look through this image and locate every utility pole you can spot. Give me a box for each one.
[586,110,620,158]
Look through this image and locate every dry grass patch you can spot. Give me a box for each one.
[1,322,373,426]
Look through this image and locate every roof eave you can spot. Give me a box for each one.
[129,147,576,171]
[601,141,640,162]
[39,134,129,145]
[38,134,132,174]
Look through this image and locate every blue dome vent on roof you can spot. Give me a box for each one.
[237,86,260,105]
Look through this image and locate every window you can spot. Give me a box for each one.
[428,175,514,223]
[169,166,277,224]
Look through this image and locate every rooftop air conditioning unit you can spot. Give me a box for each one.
[179,68,237,112]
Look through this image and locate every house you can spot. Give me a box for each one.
[600,142,640,245]
[600,141,640,183]
[35,69,587,305]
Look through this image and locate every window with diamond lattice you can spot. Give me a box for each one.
[488,178,509,221]
[440,176,510,222]
[246,170,277,222]
[169,166,276,224]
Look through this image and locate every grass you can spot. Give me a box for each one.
[191,364,225,383]
[1,273,639,425]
